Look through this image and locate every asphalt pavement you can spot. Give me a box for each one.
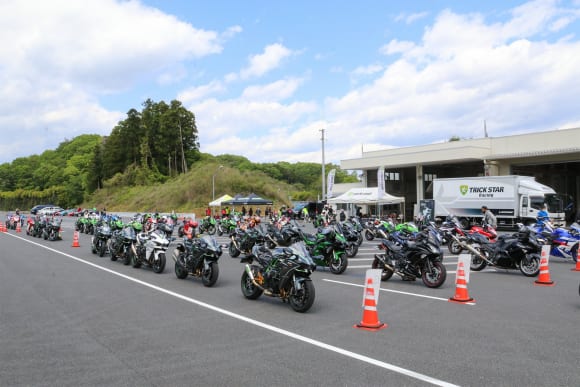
[1,214,579,387]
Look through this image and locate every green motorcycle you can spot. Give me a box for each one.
[299,224,348,274]
[199,216,217,235]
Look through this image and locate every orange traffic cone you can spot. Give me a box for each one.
[449,260,475,304]
[0,223,5,232]
[354,277,387,331]
[71,230,80,248]
[571,247,580,272]
[534,246,555,286]
[16,222,21,233]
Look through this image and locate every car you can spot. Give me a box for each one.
[38,207,65,216]
[30,204,56,215]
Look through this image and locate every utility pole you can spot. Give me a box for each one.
[320,128,326,201]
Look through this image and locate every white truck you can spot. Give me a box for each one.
[433,175,566,228]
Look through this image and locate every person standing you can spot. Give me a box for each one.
[481,206,497,229]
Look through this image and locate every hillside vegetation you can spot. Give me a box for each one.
[0,99,357,211]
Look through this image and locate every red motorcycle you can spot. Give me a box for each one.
[448,222,497,255]
[26,217,35,235]
[5,213,22,230]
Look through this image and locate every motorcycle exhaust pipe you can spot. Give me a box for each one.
[244,264,272,295]
[450,235,495,266]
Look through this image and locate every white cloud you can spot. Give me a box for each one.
[178,81,226,103]
[239,43,294,79]
[395,11,429,24]
[241,78,304,101]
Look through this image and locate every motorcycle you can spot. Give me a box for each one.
[453,225,542,277]
[345,216,364,246]
[110,223,137,266]
[26,217,35,235]
[264,221,301,248]
[91,221,112,257]
[199,216,217,235]
[336,221,360,258]
[217,216,237,236]
[172,234,222,286]
[298,224,348,274]
[228,225,266,258]
[533,221,579,262]
[240,242,316,313]
[364,218,395,241]
[5,213,22,230]
[372,227,447,288]
[42,217,63,241]
[133,223,170,273]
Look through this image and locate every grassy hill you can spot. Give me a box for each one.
[84,161,295,215]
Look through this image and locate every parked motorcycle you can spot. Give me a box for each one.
[42,217,63,241]
[240,242,316,313]
[336,221,360,258]
[199,216,217,235]
[228,226,266,258]
[298,224,348,274]
[364,218,395,241]
[91,221,112,257]
[264,221,301,248]
[133,224,170,273]
[453,225,542,277]
[26,217,35,235]
[110,223,137,265]
[533,221,579,262]
[217,216,237,236]
[172,235,222,286]
[372,227,447,287]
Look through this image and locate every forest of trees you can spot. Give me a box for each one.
[0,99,357,210]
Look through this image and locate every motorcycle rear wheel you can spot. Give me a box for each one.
[520,253,540,277]
[152,252,166,273]
[202,262,219,287]
[422,261,447,288]
[470,247,488,271]
[241,270,263,299]
[364,229,375,241]
[371,257,394,281]
[449,239,463,255]
[329,252,348,274]
[289,280,315,313]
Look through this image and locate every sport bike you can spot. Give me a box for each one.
[172,235,222,286]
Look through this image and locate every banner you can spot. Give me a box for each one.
[377,166,385,199]
[326,169,336,199]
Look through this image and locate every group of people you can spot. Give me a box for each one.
[481,203,551,229]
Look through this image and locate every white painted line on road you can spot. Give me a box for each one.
[348,265,374,269]
[323,278,476,306]
[5,232,460,387]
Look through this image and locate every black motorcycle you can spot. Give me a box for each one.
[110,224,137,265]
[455,226,542,277]
[336,221,360,258]
[372,228,447,288]
[240,242,316,313]
[228,226,266,258]
[91,221,112,257]
[42,217,62,241]
[172,235,222,286]
[264,221,301,248]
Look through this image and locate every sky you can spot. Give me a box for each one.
[1,0,580,166]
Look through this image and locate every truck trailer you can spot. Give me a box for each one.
[433,175,566,228]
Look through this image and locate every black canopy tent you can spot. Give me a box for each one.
[221,193,273,206]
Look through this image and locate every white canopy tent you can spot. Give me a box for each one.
[209,194,233,207]
[327,187,405,218]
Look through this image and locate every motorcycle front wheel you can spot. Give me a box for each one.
[422,261,447,288]
[207,225,216,235]
[328,251,348,274]
[520,254,540,277]
[98,240,107,257]
[202,262,219,287]
[229,242,241,258]
[289,280,315,313]
[345,243,358,258]
[152,252,166,273]
[241,270,263,299]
